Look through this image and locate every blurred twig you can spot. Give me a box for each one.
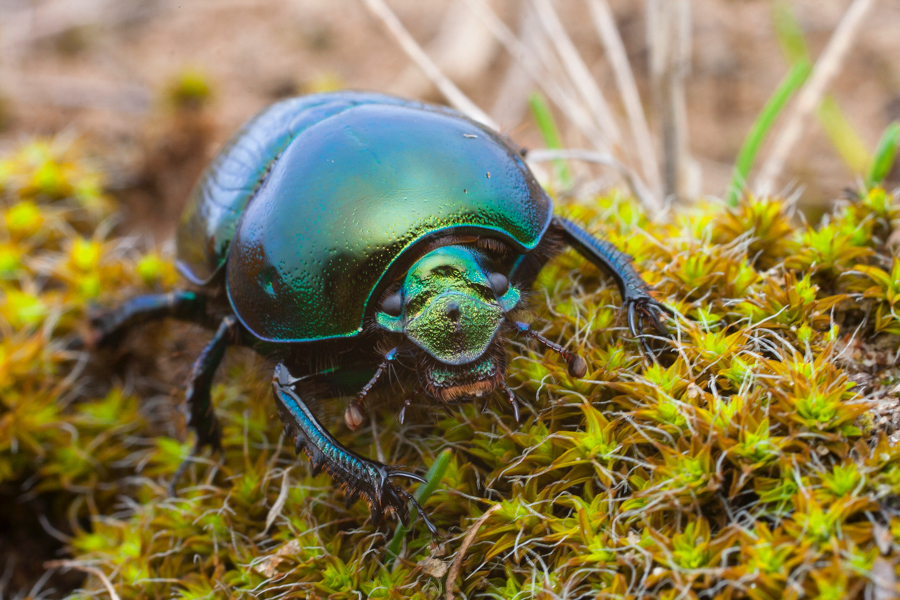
[756,0,876,194]
[647,0,692,203]
[461,0,609,151]
[463,0,660,210]
[389,0,498,99]
[530,0,622,147]
[771,1,871,175]
[44,561,121,600]
[526,148,656,210]
[361,0,497,128]
[586,0,660,197]
[490,3,541,125]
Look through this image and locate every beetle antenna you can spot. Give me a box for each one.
[513,321,587,378]
[345,347,397,430]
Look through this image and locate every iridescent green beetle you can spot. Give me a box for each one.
[92,92,670,535]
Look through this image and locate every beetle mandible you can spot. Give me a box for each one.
[91,92,671,535]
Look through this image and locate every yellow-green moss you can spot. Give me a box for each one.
[3,139,900,598]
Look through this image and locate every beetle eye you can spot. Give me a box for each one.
[488,272,509,296]
[380,293,403,317]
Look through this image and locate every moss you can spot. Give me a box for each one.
[3,140,900,598]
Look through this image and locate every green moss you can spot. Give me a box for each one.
[4,140,900,598]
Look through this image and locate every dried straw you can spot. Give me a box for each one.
[360,0,497,129]
[755,0,876,194]
[586,0,661,195]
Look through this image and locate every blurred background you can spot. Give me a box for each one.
[0,0,898,234]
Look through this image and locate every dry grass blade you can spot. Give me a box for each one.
[444,504,502,600]
[389,0,498,99]
[45,561,121,600]
[360,0,497,129]
[490,4,542,124]
[262,467,292,535]
[530,0,622,147]
[648,0,692,203]
[755,0,876,194]
[872,557,899,600]
[586,0,661,195]
[526,148,658,210]
[460,0,609,151]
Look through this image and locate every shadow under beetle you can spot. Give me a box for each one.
[91,92,671,536]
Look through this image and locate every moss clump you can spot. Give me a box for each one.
[3,138,900,598]
[165,70,214,111]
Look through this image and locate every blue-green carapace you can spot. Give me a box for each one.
[91,92,670,536]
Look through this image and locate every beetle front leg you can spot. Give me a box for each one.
[272,363,436,536]
[554,217,672,349]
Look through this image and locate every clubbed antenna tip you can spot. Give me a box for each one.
[514,321,587,378]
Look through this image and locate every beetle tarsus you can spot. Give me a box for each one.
[624,296,673,362]
[387,469,427,484]
[397,488,438,538]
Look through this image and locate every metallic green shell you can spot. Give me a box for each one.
[179,92,553,342]
[175,93,414,284]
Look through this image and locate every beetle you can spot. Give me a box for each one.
[91,91,670,536]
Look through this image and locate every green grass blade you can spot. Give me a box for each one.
[816,97,871,175]
[772,0,810,64]
[867,122,900,187]
[386,448,452,559]
[727,60,810,206]
[528,92,572,187]
[771,1,870,177]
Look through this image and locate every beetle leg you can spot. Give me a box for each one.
[553,216,673,356]
[273,364,432,534]
[87,291,213,348]
[345,347,397,431]
[168,316,238,496]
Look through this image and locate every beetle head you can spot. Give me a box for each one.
[377,245,519,365]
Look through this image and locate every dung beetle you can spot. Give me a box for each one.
[92,92,670,535]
